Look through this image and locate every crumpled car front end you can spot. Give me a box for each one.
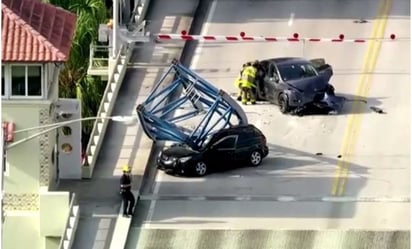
[289,85,345,115]
[312,92,345,114]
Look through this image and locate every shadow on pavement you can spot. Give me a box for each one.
[232,93,385,115]
[126,141,369,230]
[291,93,385,116]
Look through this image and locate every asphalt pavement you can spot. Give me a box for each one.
[126,0,410,247]
[58,0,410,248]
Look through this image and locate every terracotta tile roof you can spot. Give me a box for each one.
[2,0,77,62]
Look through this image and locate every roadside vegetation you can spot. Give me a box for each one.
[45,0,111,152]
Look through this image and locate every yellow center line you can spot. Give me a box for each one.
[331,0,392,196]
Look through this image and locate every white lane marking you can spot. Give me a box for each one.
[277,196,296,202]
[144,171,163,228]
[143,1,219,228]
[191,0,218,69]
[189,196,207,201]
[235,196,252,201]
[288,12,295,26]
[321,196,357,202]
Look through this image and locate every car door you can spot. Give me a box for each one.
[264,62,283,104]
[309,58,333,83]
[234,130,255,162]
[208,135,238,171]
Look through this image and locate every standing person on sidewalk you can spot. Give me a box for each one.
[120,165,135,217]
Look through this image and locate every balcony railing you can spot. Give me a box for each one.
[87,44,111,76]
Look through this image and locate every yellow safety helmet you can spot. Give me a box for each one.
[122,165,130,172]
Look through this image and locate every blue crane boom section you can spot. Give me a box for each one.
[136,59,248,151]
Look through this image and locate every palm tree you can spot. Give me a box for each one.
[45,0,109,149]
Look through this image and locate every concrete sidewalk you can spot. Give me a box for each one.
[57,0,199,248]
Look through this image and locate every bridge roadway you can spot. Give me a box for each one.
[124,0,410,248]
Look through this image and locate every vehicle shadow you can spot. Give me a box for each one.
[228,92,385,116]
[132,141,370,221]
[203,142,369,176]
[299,93,386,116]
[127,151,370,241]
[266,143,369,173]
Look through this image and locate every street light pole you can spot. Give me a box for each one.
[14,116,136,134]
[8,115,137,150]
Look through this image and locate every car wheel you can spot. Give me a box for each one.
[278,94,289,114]
[194,161,207,176]
[250,150,263,166]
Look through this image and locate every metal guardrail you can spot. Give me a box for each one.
[89,45,110,67]
[58,193,79,249]
[88,44,111,76]
[82,43,133,178]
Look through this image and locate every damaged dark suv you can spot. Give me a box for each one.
[253,57,345,115]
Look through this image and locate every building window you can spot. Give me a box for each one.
[11,66,26,96]
[28,66,42,96]
[2,64,44,99]
[11,65,42,97]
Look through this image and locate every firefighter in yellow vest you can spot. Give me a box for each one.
[234,62,250,101]
[240,61,258,105]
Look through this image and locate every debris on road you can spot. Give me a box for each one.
[370,106,386,114]
[354,19,368,23]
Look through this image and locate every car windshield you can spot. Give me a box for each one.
[277,62,318,81]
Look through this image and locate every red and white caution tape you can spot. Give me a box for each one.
[155,31,399,43]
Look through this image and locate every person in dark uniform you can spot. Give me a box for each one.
[120,165,135,217]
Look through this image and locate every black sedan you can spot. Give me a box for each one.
[157,124,269,176]
[253,57,345,115]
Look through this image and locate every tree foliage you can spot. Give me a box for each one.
[46,0,109,143]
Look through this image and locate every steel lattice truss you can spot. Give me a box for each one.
[136,59,248,150]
